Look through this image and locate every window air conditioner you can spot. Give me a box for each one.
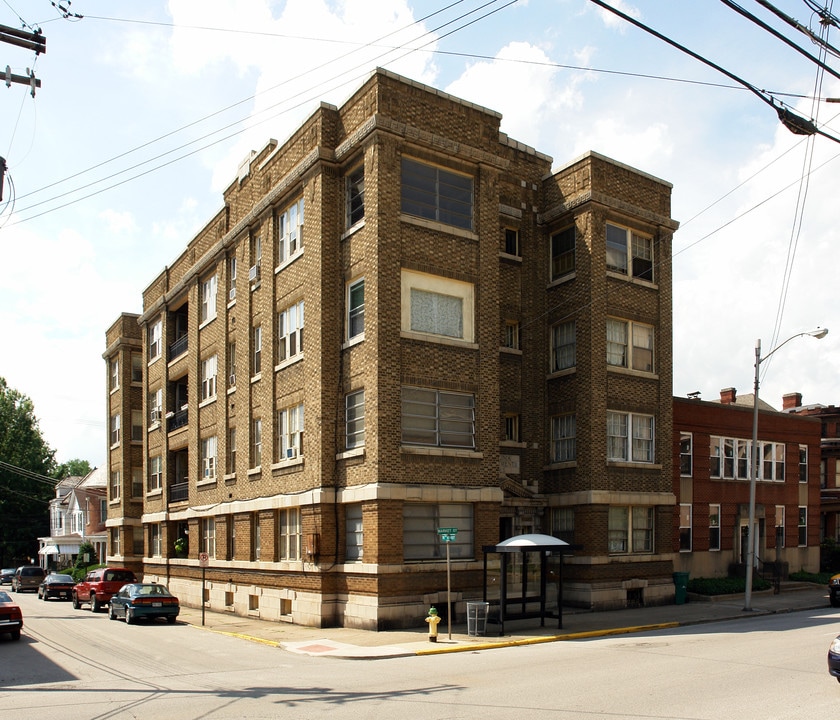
[229,374,236,386]
[229,287,236,301]
[249,265,260,282]
[150,409,160,422]
[286,447,298,459]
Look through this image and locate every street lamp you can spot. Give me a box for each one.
[744,327,828,611]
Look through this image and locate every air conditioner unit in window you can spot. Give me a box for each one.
[150,409,160,422]
[229,287,236,301]
[285,447,298,460]
[229,374,236,386]
[249,264,260,282]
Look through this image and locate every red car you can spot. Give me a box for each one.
[0,590,23,641]
[72,567,137,612]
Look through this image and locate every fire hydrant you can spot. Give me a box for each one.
[425,607,441,642]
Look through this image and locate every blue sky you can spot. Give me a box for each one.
[1,0,838,465]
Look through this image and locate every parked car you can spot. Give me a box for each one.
[38,573,76,601]
[0,590,23,640]
[72,567,137,612]
[829,634,840,681]
[108,583,180,625]
[829,573,840,608]
[0,568,15,585]
[11,566,45,593]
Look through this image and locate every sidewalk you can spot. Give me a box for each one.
[177,582,832,660]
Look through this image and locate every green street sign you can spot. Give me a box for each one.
[437,527,458,534]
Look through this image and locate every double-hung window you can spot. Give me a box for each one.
[110,471,121,501]
[277,197,304,263]
[345,504,363,561]
[606,222,653,281]
[131,353,143,383]
[278,301,304,363]
[279,508,301,561]
[201,355,217,401]
[201,436,217,480]
[798,506,807,546]
[503,227,519,256]
[109,358,119,391]
[148,319,162,360]
[608,506,653,553]
[775,505,785,547]
[607,318,654,372]
[402,387,475,449]
[551,320,575,371]
[679,504,692,551]
[277,403,304,460]
[250,418,262,468]
[401,157,473,230]
[347,165,365,227]
[799,445,808,483]
[403,503,473,560]
[110,414,121,446]
[347,279,364,340]
[680,432,692,476]
[131,410,143,442]
[149,388,163,424]
[551,414,576,462]
[709,504,721,550]
[148,455,162,492]
[200,517,216,558]
[228,255,237,301]
[550,226,575,280]
[607,411,654,463]
[200,273,218,324]
[252,325,262,376]
[150,524,162,557]
[345,390,365,449]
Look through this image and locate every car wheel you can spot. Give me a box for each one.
[108,605,117,621]
[91,595,100,613]
[42,592,48,601]
[832,598,840,608]
[11,629,20,641]
[126,609,135,625]
[72,594,81,609]
[166,615,176,624]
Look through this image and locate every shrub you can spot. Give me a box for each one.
[687,576,771,595]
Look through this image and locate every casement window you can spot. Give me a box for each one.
[709,504,721,551]
[347,165,365,227]
[201,355,217,401]
[110,414,121,446]
[131,353,143,383]
[401,387,475,449]
[201,436,217,480]
[278,301,304,363]
[109,358,119,391]
[551,507,575,545]
[503,414,520,443]
[226,427,236,475]
[200,517,216,558]
[345,504,363,561]
[503,320,520,350]
[252,325,262,376]
[551,414,576,462]
[347,279,364,340]
[798,506,807,546]
[680,432,692,476]
[131,410,143,442]
[345,390,365,449]
[503,227,519,256]
[279,508,301,561]
[608,506,653,554]
[110,471,120,501]
[550,226,575,280]
[149,319,162,360]
[401,157,473,230]
[149,388,163,424]
[200,273,218,324]
[148,455,162,492]
[150,524,162,557]
[277,403,304,460]
[403,503,473,560]
[606,318,654,372]
[775,505,785,547]
[550,320,575,372]
[607,411,654,463]
[250,418,262,468]
[679,504,692,551]
[402,269,475,343]
[799,445,808,483]
[606,222,653,281]
[277,197,304,264]
[131,468,143,498]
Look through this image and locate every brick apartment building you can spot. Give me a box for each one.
[673,389,822,581]
[104,69,679,628]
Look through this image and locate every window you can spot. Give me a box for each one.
[679,504,692,551]
[132,526,144,556]
[150,524,162,557]
[227,341,236,386]
[800,445,808,483]
[201,436,217,480]
[227,427,236,475]
[251,233,262,269]
[403,503,473,560]
[131,468,143,498]
[402,270,475,343]
[149,319,162,360]
[762,441,785,482]
[345,504,363,561]
[200,273,218,323]
[279,508,301,561]
[709,504,721,551]
[551,226,575,280]
[607,318,654,372]
[503,414,520,443]
[347,165,365,227]
[278,301,304,363]
[251,418,262,468]
[680,432,692,476]
[277,197,304,263]
[550,320,575,372]
[551,508,574,544]
[111,527,121,556]
[149,388,163,423]
[606,222,653,281]
[253,514,261,560]
[131,353,143,383]
[277,403,304,460]
[252,325,262,376]
[148,456,162,492]
[228,255,237,302]
[798,506,807,546]
[607,411,654,463]
[608,506,653,553]
[110,414,121,446]
[110,471,120,501]
[551,414,576,462]
[401,387,475,449]
[345,390,365,449]
[201,355,217,401]
[347,279,364,340]
[131,410,143,442]
[775,505,785,547]
[503,227,519,256]
[737,439,750,479]
[723,438,735,479]
[503,321,520,350]
[401,157,473,230]
[109,358,119,391]
[200,517,216,558]
[227,514,236,560]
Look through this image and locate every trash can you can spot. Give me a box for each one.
[466,601,489,636]
[673,571,689,605]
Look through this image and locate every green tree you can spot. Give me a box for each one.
[0,377,57,566]
[53,458,93,480]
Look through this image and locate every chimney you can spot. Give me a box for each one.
[720,387,737,405]
[782,392,803,411]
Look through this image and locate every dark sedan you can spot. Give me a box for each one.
[108,583,180,625]
[38,573,76,601]
[0,590,23,640]
[829,635,840,682]
[0,568,15,585]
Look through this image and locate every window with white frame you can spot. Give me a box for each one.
[607,411,654,463]
[401,387,475,449]
[401,269,474,343]
[227,341,236,386]
[799,445,808,483]
[201,436,217,480]
[345,390,365,449]
[110,414,121,446]
[709,504,721,550]
[110,470,120,500]
[775,505,785,547]
[347,278,364,340]
[401,157,473,230]
[347,165,365,228]
[277,197,304,263]
[228,255,237,301]
[149,388,163,424]
[606,318,654,372]
[150,523,162,557]
[737,439,750,478]
[251,418,262,468]
[762,441,785,482]
[131,410,143,442]
[550,320,575,372]
[550,225,575,280]
[111,527,120,556]
[148,455,162,492]
[201,355,217,401]
[680,432,692,476]
[798,506,807,546]
[606,222,653,281]
[551,414,576,462]
[200,517,216,558]
[149,319,162,360]
[279,508,301,560]
[403,503,473,560]
[608,506,653,553]
[503,227,519,256]
[251,233,262,271]
[109,358,119,391]
[345,503,363,561]
[503,414,520,443]
[503,320,520,350]
[679,504,692,551]
[200,273,218,324]
[278,301,304,363]
[277,403,304,460]
[252,325,262,376]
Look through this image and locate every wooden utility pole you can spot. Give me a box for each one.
[1,23,46,96]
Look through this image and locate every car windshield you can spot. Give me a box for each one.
[0,591,11,602]
[105,570,135,582]
[47,574,74,582]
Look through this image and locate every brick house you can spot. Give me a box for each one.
[104,69,679,628]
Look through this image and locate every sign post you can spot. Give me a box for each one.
[199,552,209,626]
[437,527,458,639]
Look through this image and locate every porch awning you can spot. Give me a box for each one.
[38,545,59,555]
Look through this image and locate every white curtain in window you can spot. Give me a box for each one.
[606,319,627,366]
[411,289,463,338]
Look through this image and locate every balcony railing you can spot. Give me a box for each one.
[168,408,188,431]
[169,481,188,503]
[169,334,188,360]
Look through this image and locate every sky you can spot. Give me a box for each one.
[1,0,839,467]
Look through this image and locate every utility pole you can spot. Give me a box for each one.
[0,23,46,96]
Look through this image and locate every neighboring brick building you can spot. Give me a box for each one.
[673,390,822,581]
[104,69,679,628]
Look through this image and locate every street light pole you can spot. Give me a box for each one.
[744,327,828,611]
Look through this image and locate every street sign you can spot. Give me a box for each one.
[438,527,458,543]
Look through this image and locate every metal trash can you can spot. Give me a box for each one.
[466,601,489,636]
[673,571,690,605]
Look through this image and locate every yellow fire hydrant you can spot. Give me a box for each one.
[425,607,441,642]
